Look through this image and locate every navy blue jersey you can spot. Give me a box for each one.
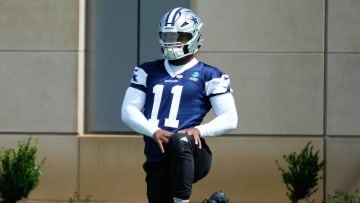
[130,59,231,162]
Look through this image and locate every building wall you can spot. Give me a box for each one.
[0,0,359,203]
[0,0,81,200]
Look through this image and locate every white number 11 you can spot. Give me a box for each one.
[148,84,183,128]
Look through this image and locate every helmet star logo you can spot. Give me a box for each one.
[190,16,199,24]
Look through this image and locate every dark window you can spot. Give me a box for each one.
[85,0,189,133]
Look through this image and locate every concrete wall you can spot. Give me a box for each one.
[0,0,359,202]
[0,0,81,200]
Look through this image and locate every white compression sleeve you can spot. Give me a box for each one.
[121,87,159,137]
[195,93,238,137]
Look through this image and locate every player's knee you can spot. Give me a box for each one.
[168,133,192,153]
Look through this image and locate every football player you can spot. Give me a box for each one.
[121,7,237,203]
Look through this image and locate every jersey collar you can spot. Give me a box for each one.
[164,58,199,78]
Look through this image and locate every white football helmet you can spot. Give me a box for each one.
[159,7,204,60]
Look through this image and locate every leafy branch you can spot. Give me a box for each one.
[276,142,325,203]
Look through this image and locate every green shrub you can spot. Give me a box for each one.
[0,137,45,203]
[276,141,325,203]
[323,190,360,203]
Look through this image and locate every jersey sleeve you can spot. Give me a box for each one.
[204,69,232,97]
[129,66,148,92]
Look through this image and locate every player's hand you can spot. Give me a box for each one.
[178,128,202,149]
[152,129,172,153]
